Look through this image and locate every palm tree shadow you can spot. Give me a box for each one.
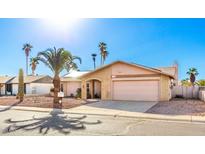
[0,101,20,112]
[3,112,101,135]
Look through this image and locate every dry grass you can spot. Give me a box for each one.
[0,96,86,109]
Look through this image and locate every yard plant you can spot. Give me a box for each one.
[36,47,81,109]
[18,68,24,102]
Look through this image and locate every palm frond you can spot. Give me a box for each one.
[37,47,81,75]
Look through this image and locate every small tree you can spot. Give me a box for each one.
[30,57,39,76]
[18,68,24,102]
[197,80,205,86]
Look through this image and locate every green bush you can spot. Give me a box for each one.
[197,80,205,86]
[75,88,81,99]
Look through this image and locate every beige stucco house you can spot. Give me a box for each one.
[62,61,177,102]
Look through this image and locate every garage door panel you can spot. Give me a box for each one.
[113,80,159,101]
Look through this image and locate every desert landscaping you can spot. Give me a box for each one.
[0,96,86,109]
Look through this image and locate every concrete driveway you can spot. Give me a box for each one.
[68,100,158,115]
[86,101,158,112]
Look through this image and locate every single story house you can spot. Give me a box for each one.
[5,75,53,95]
[0,76,15,95]
[61,61,178,101]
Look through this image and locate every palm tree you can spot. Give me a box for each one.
[187,68,199,98]
[102,50,109,65]
[36,47,81,109]
[30,57,39,76]
[91,53,97,69]
[22,43,33,75]
[187,68,199,86]
[98,42,108,65]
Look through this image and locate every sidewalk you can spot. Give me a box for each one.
[1,104,205,123]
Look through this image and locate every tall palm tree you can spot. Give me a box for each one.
[98,42,108,65]
[36,47,81,109]
[187,68,199,98]
[22,43,33,75]
[30,57,39,76]
[91,53,97,69]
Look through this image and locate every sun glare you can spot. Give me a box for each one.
[47,18,77,27]
[42,18,78,34]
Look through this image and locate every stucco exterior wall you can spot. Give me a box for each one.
[0,85,5,95]
[30,83,53,95]
[62,81,81,96]
[12,84,18,95]
[81,62,172,101]
[111,63,157,75]
[13,83,31,95]
[159,75,171,101]
[12,83,53,95]
[81,66,112,100]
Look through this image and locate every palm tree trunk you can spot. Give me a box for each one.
[53,75,62,109]
[101,55,103,66]
[32,69,35,76]
[26,56,28,75]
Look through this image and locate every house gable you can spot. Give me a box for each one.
[111,62,159,76]
[33,76,53,83]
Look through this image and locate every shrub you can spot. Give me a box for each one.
[50,88,54,92]
[197,80,205,86]
[75,88,81,98]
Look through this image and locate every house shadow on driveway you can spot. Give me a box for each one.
[85,100,158,113]
[3,111,101,135]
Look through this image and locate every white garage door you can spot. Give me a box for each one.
[113,80,159,101]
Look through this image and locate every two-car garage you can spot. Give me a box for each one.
[112,80,159,101]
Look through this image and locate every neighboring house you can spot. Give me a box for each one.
[6,75,53,95]
[61,70,89,97]
[62,61,178,101]
[0,76,15,95]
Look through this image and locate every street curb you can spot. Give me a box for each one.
[1,105,205,123]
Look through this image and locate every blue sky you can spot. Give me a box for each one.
[0,18,205,80]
